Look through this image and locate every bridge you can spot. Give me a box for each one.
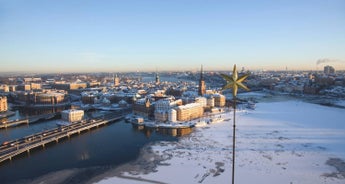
[0,113,123,164]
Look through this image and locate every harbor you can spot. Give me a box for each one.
[0,113,123,164]
[0,112,59,129]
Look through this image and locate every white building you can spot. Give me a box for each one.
[154,99,182,122]
[154,110,168,122]
[195,97,207,107]
[155,99,171,111]
[168,109,177,122]
[61,109,84,122]
[176,103,204,121]
[206,96,215,107]
[213,94,226,107]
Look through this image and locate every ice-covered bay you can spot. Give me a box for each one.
[95,100,345,184]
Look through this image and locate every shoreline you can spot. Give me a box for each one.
[0,110,15,118]
[14,97,345,184]
[94,99,345,184]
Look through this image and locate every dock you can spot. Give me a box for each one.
[0,113,123,164]
[0,113,59,129]
[0,119,29,128]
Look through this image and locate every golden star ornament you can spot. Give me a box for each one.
[221,64,250,97]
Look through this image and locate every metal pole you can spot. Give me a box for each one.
[232,96,236,184]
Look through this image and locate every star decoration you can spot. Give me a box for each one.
[221,64,250,97]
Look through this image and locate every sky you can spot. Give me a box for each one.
[0,0,344,73]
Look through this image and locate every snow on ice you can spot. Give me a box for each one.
[95,100,345,184]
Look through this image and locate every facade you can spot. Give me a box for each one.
[17,84,31,91]
[9,85,16,92]
[61,109,84,122]
[324,65,335,75]
[213,94,226,107]
[195,97,207,107]
[30,83,42,90]
[114,75,120,87]
[54,83,87,90]
[69,83,87,90]
[133,98,153,118]
[154,99,182,122]
[154,110,168,122]
[81,91,98,104]
[0,85,9,92]
[15,90,67,106]
[198,65,206,96]
[0,96,8,112]
[24,77,41,84]
[34,92,66,105]
[155,99,171,111]
[176,103,204,121]
[168,109,177,122]
[206,96,215,107]
[88,81,101,88]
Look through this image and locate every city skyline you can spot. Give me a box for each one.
[1,0,345,73]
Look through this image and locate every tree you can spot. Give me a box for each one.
[220,64,249,184]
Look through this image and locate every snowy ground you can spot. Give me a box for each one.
[94,100,345,184]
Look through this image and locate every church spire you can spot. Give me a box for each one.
[155,70,160,84]
[200,65,204,80]
[198,65,206,96]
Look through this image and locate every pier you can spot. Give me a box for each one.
[0,113,60,129]
[0,114,123,164]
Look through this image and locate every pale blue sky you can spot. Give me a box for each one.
[0,0,344,72]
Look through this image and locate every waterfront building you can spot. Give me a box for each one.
[154,99,182,122]
[198,65,206,96]
[155,99,171,112]
[195,97,207,107]
[213,94,226,107]
[154,110,168,122]
[133,98,153,118]
[175,103,204,121]
[34,91,66,105]
[0,96,8,112]
[15,90,67,106]
[206,96,215,107]
[61,109,84,122]
[168,109,177,122]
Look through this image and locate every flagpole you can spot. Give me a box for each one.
[232,96,236,184]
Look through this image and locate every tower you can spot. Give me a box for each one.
[114,74,120,87]
[155,72,160,84]
[198,65,206,96]
[324,65,335,75]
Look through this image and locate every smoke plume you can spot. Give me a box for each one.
[316,58,344,65]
